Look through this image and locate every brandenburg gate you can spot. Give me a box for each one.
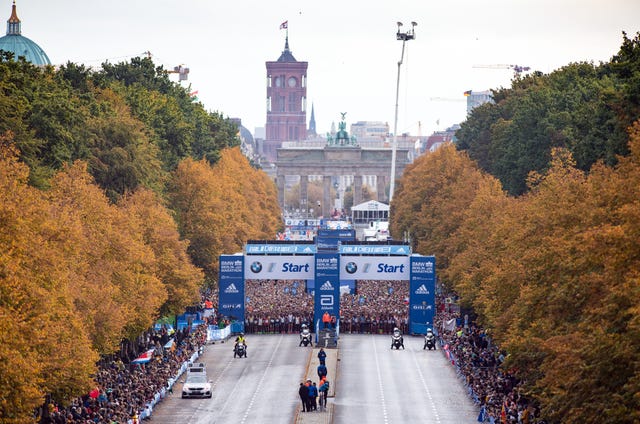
[275,115,410,217]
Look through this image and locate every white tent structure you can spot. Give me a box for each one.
[351,200,389,225]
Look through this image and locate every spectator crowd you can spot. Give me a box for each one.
[435,296,544,424]
[36,325,208,424]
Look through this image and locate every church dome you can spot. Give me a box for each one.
[0,1,51,66]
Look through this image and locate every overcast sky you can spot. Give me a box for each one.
[12,0,640,137]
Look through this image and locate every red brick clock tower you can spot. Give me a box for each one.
[264,29,308,162]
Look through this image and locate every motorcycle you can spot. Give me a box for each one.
[424,332,436,350]
[391,334,404,350]
[300,328,312,347]
[234,343,247,358]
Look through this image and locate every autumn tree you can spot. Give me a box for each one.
[118,188,203,317]
[391,143,490,275]
[47,161,167,352]
[167,147,281,284]
[0,136,97,421]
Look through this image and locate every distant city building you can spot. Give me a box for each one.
[350,121,389,141]
[0,1,50,66]
[466,90,493,115]
[420,124,460,153]
[264,31,308,163]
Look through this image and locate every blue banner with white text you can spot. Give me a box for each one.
[409,256,436,334]
[218,255,245,322]
[314,254,340,332]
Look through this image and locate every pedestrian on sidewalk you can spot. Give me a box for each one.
[298,382,309,412]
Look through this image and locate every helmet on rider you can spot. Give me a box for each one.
[302,324,308,329]
[394,327,399,332]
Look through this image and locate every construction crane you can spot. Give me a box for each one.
[142,51,189,81]
[168,64,189,81]
[472,64,531,77]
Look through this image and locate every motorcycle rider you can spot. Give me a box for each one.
[234,333,247,357]
[391,327,404,349]
[299,324,311,346]
[423,327,436,350]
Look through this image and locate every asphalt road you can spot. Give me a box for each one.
[151,334,308,424]
[334,334,478,424]
[150,333,479,424]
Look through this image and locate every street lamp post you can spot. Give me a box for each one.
[389,21,417,203]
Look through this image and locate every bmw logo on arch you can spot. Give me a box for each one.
[345,262,358,274]
[250,261,263,273]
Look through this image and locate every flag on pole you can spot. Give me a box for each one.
[280,20,288,30]
[131,349,155,364]
[463,90,472,96]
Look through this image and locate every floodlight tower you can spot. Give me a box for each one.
[389,21,416,203]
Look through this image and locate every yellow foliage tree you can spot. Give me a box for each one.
[0,136,97,421]
[391,143,491,276]
[167,147,281,283]
[47,161,166,351]
[118,188,203,317]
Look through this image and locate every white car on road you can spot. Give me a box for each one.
[182,374,212,398]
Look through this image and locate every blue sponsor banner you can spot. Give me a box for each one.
[340,244,411,255]
[317,229,356,253]
[245,243,316,254]
[314,254,340,330]
[317,229,356,239]
[218,255,245,321]
[316,236,340,252]
[409,255,436,334]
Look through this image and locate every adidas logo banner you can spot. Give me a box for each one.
[224,283,239,294]
[414,284,430,295]
[320,281,334,291]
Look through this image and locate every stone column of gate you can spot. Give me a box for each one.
[300,175,308,215]
[277,175,285,210]
[377,175,387,203]
[323,175,332,217]
[354,175,363,206]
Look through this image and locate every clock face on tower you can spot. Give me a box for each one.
[275,76,282,87]
[288,77,297,87]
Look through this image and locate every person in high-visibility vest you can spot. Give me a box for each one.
[322,312,331,329]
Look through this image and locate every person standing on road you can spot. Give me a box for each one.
[298,382,309,412]
[317,363,327,381]
[308,382,318,411]
[318,347,327,365]
[319,378,329,409]
[322,311,331,329]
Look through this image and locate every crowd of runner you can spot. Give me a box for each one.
[242,279,410,334]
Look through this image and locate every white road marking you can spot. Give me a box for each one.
[411,346,441,423]
[240,334,284,424]
[372,335,389,424]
